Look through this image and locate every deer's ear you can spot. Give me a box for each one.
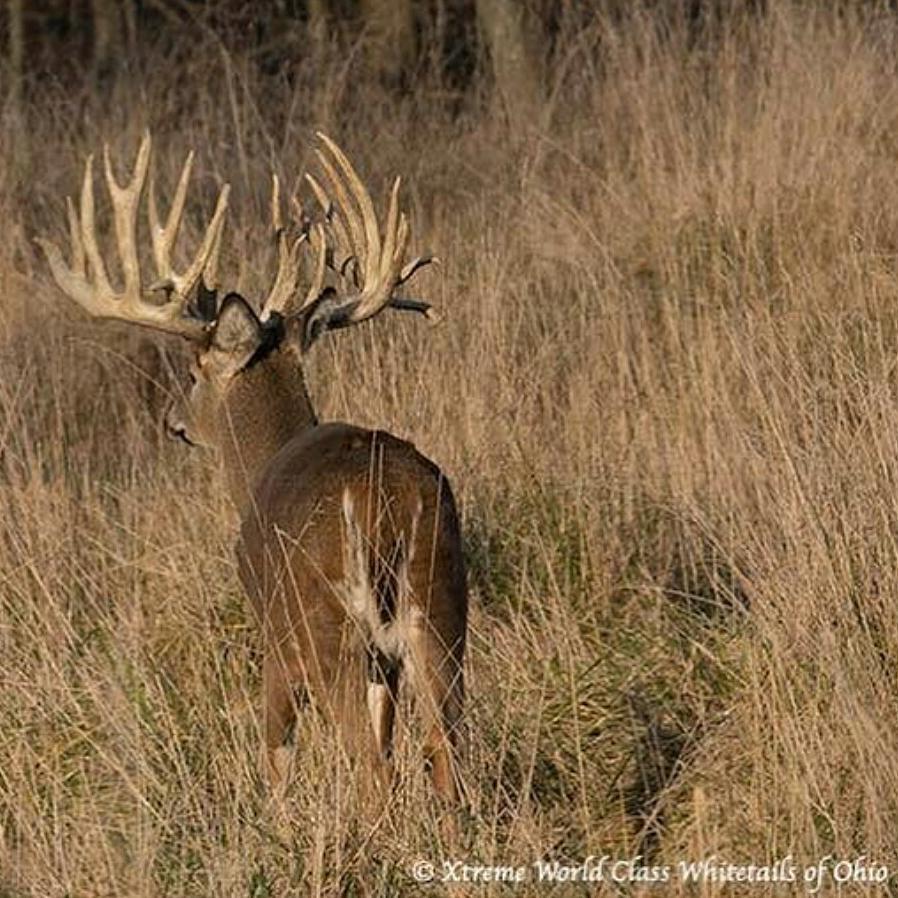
[210,293,263,367]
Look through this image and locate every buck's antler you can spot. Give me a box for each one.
[36,132,230,340]
[258,173,327,323]
[302,133,437,347]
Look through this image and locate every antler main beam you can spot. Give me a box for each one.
[37,132,230,341]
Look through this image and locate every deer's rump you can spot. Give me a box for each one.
[234,421,467,701]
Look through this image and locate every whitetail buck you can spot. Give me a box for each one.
[37,133,467,810]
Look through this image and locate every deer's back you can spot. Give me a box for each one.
[235,422,466,658]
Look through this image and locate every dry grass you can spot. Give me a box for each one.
[3,3,898,895]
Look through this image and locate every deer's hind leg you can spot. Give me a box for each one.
[263,654,298,796]
[367,647,401,764]
[407,617,465,804]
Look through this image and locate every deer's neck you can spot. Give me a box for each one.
[217,344,317,513]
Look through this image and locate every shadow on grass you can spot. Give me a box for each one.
[463,485,745,854]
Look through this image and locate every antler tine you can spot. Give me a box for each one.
[261,172,309,320]
[177,183,230,299]
[37,133,229,341]
[37,175,98,311]
[316,134,382,287]
[296,222,328,314]
[103,133,151,298]
[314,143,374,281]
[352,175,404,320]
[79,153,112,299]
[148,148,230,301]
[400,254,437,284]
[260,167,341,321]
[262,229,308,319]
[148,147,194,288]
[306,172,355,277]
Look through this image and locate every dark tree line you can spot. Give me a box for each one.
[20,1,879,133]
[4,1,565,120]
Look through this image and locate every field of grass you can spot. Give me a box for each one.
[3,2,898,895]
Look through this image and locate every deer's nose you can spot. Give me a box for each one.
[164,415,193,446]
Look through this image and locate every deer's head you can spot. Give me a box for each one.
[37,133,437,451]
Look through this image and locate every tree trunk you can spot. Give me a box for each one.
[476,0,542,123]
[308,0,329,54]
[359,0,415,83]
[7,0,25,165]
[7,0,23,117]
[91,0,120,78]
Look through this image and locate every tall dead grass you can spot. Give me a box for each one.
[3,3,898,895]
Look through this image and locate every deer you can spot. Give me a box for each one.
[36,133,467,814]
